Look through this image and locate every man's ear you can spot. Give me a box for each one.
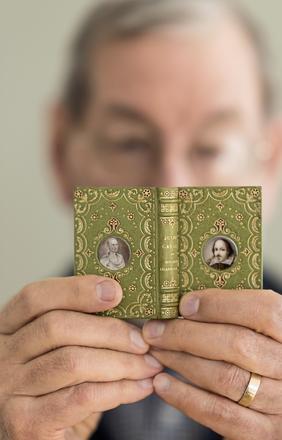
[265,116,282,166]
[260,116,282,218]
[47,103,73,205]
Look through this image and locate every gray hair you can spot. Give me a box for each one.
[62,0,276,122]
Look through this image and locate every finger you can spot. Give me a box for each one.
[179,289,282,343]
[15,347,162,396]
[152,349,282,415]
[6,379,153,437]
[0,276,122,334]
[71,413,102,439]
[41,379,154,431]
[143,319,282,379]
[153,373,272,440]
[6,311,149,362]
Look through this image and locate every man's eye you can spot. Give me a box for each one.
[111,138,151,153]
[191,146,221,160]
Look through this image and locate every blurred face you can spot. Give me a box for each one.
[109,239,119,253]
[55,16,280,212]
[213,239,229,262]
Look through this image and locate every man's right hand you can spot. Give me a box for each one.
[0,276,162,439]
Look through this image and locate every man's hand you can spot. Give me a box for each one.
[0,276,162,439]
[143,289,282,440]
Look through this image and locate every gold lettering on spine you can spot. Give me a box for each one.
[160,203,178,214]
[158,188,179,319]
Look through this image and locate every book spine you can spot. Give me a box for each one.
[157,188,179,319]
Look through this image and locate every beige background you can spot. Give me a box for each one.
[1,0,282,306]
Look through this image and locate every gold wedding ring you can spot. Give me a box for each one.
[238,372,262,407]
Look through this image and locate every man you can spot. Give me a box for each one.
[208,237,235,270]
[1,0,282,439]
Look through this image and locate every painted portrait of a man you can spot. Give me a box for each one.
[206,237,236,270]
[99,237,127,270]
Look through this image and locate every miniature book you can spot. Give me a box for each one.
[74,186,262,319]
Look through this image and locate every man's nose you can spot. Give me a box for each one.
[151,152,194,187]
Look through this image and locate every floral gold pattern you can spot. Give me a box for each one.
[160,217,177,226]
[74,187,157,319]
[108,218,120,231]
[216,202,224,212]
[179,186,262,294]
[236,213,244,221]
[109,202,117,211]
[90,213,99,222]
[214,218,227,232]
[74,186,262,319]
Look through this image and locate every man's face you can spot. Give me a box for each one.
[213,239,229,262]
[58,17,278,201]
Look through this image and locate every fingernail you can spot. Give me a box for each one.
[96,280,118,302]
[144,354,163,369]
[130,330,148,350]
[144,321,165,338]
[138,378,153,389]
[154,374,171,391]
[180,295,200,317]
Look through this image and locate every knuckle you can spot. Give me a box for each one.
[70,382,97,406]
[217,363,246,398]
[107,317,128,335]
[263,294,282,336]
[169,321,186,348]
[177,390,190,410]
[37,311,65,344]
[25,347,86,384]
[203,395,233,424]
[103,317,125,338]
[18,282,37,315]
[72,276,84,301]
[231,328,258,365]
[203,395,224,422]
[70,276,95,311]
[59,347,82,375]
[204,395,269,438]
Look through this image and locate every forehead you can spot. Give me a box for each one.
[89,19,263,132]
[214,239,227,247]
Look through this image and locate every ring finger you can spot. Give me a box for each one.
[143,319,282,380]
[151,349,282,415]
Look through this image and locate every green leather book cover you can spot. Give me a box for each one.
[179,187,262,294]
[74,186,262,319]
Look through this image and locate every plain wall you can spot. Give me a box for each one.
[1,0,282,305]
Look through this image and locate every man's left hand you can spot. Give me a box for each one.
[143,289,282,440]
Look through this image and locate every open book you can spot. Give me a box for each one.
[74,186,262,319]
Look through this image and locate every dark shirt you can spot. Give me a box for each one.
[92,392,221,440]
[263,272,282,293]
